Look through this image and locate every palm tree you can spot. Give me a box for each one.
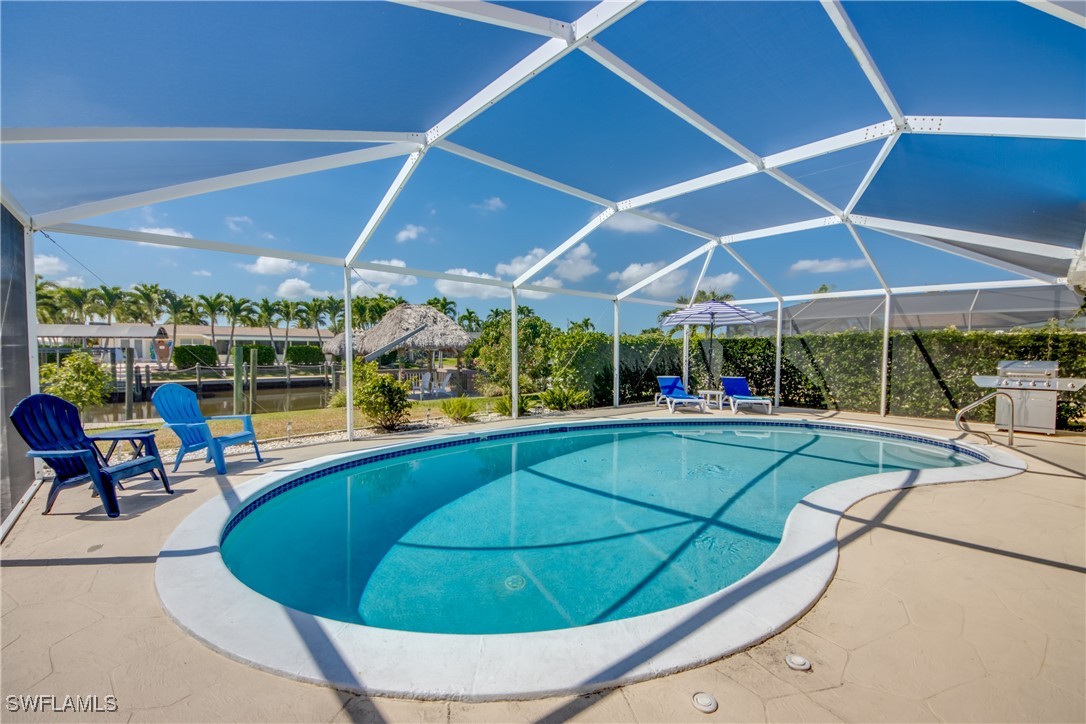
[34,276,61,324]
[486,308,506,323]
[223,295,256,360]
[298,298,326,346]
[254,298,282,360]
[279,300,300,354]
[90,285,125,325]
[57,287,93,324]
[162,292,201,361]
[324,295,344,335]
[457,309,481,333]
[126,283,166,324]
[568,317,595,333]
[197,292,227,355]
[426,296,457,319]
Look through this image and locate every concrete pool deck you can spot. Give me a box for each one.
[2,407,1083,722]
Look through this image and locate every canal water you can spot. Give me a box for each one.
[84,387,332,424]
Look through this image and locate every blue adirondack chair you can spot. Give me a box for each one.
[152,384,263,474]
[9,394,172,518]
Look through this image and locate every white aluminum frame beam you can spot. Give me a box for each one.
[425,2,641,144]
[351,260,511,289]
[435,141,613,208]
[724,278,1055,307]
[821,0,905,126]
[34,142,420,228]
[845,223,890,291]
[1019,0,1086,28]
[44,223,344,266]
[720,244,781,299]
[850,216,1077,260]
[721,217,841,245]
[763,121,898,168]
[345,149,427,265]
[875,229,1065,284]
[688,246,716,302]
[514,209,615,287]
[904,116,1086,141]
[1,127,424,144]
[616,242,716,300]
[846,132,900,215]
[393,1,572,40]
[1,184,31,226]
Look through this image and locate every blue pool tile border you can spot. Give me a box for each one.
[219,419,988,544]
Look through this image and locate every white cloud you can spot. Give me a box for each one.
[495,248,547,278]
[34,254,68,275]
[135,226,194,239]
[608,261,689,299]
[395,224,426,243]
[602,210,675,234]
[472,196,506,212]
[54,275,85,288]
[434,269,508,299]
[789,257,868,274]
[520,275,562,300]
[192,270,212,277]
[553,243,598,282]
[226,215,252,232]
[351,259,418,296]
[276,278,331,299]
[241,256,310,275]
[698,272,742,294]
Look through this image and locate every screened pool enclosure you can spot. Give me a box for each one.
[2,0,1083,440]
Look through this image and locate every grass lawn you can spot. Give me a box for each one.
[91,395,504,451]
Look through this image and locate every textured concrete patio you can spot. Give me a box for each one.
[2,407,1083,723]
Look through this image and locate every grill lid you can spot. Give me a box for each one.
[997,360,1058,378]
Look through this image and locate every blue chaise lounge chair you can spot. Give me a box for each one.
[721,376,773,414]
[655,376,708,414]
[9,393,172,517]
[152,383,263,474]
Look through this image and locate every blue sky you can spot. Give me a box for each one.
[6,1,1083,333]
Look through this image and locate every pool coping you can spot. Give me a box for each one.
[155,417,1026,701]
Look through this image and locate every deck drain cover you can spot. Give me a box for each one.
[785,653,811,671]
[691,692,718,713]
[505,575,526,591]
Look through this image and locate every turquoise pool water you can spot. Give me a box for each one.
[220,424,976,634]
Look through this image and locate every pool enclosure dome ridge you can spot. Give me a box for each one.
[1,0,1084,425]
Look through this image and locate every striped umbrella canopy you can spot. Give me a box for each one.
[661,301,772,388]
[660,300,772,328]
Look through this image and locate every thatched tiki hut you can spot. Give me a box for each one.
[323,304,472,387]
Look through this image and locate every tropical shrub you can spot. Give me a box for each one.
[39,352,112,410]
[285,345,324,365]
[172,344,217,369]
[440,396,478,423]
[359,375,413,431]
[326,360,379,408]
[468,307,557,393]
[495,394,531,417]
[538,385,590,411]
[238,344,276,366]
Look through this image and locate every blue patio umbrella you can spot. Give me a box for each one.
[661,300,772,387]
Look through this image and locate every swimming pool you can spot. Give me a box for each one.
[157,417,1023,699]
[219,424,976,635]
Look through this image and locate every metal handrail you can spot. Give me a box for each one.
[956,391,1014,446]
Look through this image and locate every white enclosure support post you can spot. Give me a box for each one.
[682,325,690,390]
[613,300,621,408]
[343,267,354,441]
[880,292,891,417]
[510,288,519,420]
[774,299,783,407]
[24,228,40,395]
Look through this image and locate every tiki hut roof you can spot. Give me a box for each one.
[322,304,470,358]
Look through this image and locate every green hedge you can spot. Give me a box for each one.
[714,329,1086,429]
[285,345,324,365]
[172,344,217,369]
[238,344,276,366]
[547,328,1085,429]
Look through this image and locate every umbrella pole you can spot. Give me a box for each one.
[708,320,715,389]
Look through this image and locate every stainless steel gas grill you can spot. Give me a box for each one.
[971,361,1086,435]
